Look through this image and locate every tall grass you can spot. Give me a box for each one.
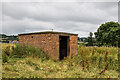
[1,43,119,78]
[2,44,49,63]
[71,46,118,72]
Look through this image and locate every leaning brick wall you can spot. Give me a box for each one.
[70,35,78,57]
[19,33,59,60]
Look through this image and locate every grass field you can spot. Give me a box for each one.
[0,45,1,79]
[1,43,119,78]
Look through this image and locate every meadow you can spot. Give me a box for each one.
[1,43,119,78]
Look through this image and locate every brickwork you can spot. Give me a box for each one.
[70,35,78,57]
[18,32,78,60]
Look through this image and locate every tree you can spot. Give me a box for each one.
[87,32,94,46]
[94,21,120,47]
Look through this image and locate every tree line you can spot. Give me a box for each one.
[0,34,18,43]
[87,21,120,47]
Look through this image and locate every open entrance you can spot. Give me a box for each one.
[59,36,70,60]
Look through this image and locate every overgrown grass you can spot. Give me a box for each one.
[2,44,49,63]
[2,56,118,78]
[1,43,119,78]
[78,46,118,70]
[0,43,2,79]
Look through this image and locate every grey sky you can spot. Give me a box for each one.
[1,0,118,37]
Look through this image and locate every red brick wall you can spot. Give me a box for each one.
[19,33,59,60]
[19,33,78,60]
[70,35,78,57]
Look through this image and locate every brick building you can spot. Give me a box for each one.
[18,31,78,60]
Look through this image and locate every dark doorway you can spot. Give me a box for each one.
[59,36,70,60]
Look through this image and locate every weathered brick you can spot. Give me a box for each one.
[18,32,78,60]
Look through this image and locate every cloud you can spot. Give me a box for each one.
[2,2,118,37]
[2,0,120,2]
[3,2,115,24]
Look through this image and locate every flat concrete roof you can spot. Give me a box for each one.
[18,31,78,36]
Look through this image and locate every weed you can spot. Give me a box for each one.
[1,43,119,78]
[98,55,103,69]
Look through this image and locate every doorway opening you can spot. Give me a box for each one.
[59,36,70,60]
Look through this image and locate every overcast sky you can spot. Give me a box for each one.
[1,0,119,37]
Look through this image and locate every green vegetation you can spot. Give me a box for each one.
[87,32,96,46]
[1,21,120,78]
[0,44,2,79]
[0,34,18,43]
[87,32,93,46]
[94,21,120,47]
[2,44,119,78]
[2,44,49,63]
